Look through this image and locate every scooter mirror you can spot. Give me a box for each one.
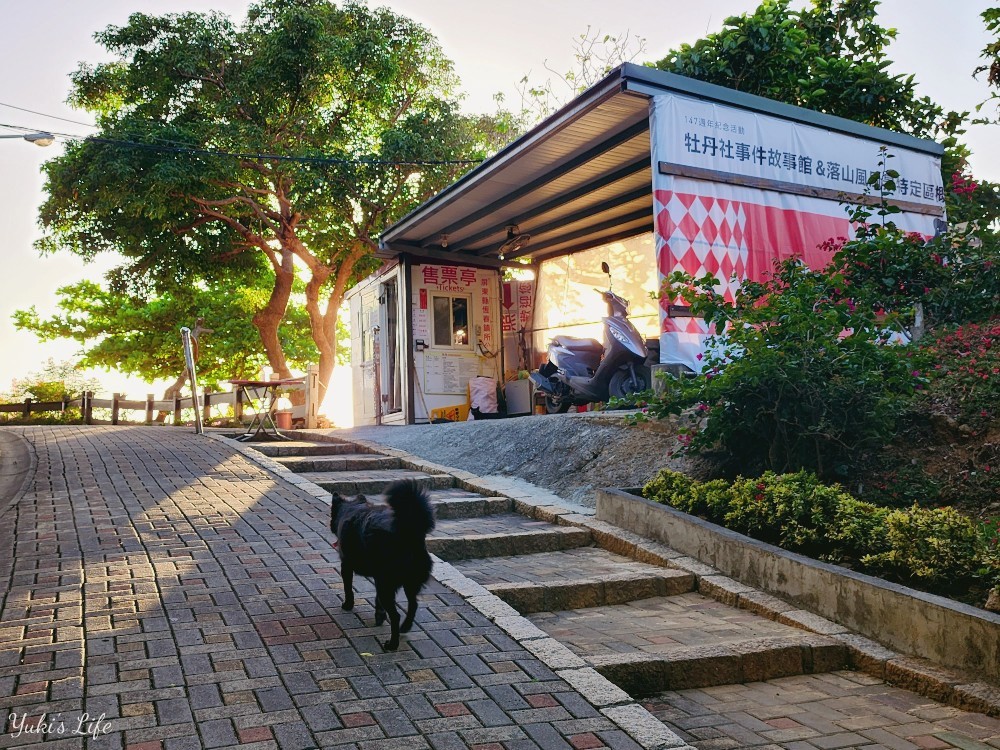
[601,261,610,275]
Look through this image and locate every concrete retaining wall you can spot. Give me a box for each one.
[596,487,1000,684]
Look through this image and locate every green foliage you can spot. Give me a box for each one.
[2,359,100,402]
[13,280,325,389]
[862,506,985,587]
[916,319,1000,432]
[37,0,498,394]
[659,256,916,480]
[827,497,891,559]
[723,471,848,552]
[642,468,998,601]
[654,0,955,138]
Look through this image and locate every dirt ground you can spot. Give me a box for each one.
[335,411,697,507]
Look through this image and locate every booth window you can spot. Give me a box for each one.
[432,294,471,348]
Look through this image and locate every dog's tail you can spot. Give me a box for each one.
[384,480,435,535]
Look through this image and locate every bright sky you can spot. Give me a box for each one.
[1,0,997,401]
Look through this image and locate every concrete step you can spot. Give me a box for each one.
[453,547,695,613]
[428,514,592,561]
[312,470,454,496]
[426,488,512,519]
[248,440,365,457]
[272,454,402,472]
[528,593,848,697]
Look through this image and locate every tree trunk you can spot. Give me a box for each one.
[156,372,188,423]
[304,271,337,405]
[253,248,295,379]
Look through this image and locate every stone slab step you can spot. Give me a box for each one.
[248,440,365,457]
[273,454,402,472]
[426,489,511,519]
[528,593,848,696]
[312,470,454,495]
[453,548,695,613]
[428,514,592,561]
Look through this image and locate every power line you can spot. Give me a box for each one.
[0,102,96,129]
[0,121,484,167]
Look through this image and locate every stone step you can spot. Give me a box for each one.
[528,593,848,697]
[248,440,365,457]
[428,514,592,561]
[273,454,402,472]
[453,548,695,613]
[426,488,511,519]
[312,470,454,496]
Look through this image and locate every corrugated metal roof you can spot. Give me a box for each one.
[379,63,943,265]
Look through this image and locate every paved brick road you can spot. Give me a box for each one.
[0,427,646,750]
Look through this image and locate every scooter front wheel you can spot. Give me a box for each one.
[544,394,571,414]
[609,366,650,399]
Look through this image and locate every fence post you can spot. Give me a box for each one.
[84,391,93,425]
[305,365,320,429]
[235,388,244,422]
[22,398,31,419]
[111,393,121,425]
[203,389,212,425]
[173,395,182,425]
[145,394,154,425]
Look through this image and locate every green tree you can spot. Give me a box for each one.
[13,280,328,400]
[3,359,101,403]
[654,0,948,134]
[38,0,493,401]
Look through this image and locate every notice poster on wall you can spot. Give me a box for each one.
[423,351,481,395]
[502,279,534,334]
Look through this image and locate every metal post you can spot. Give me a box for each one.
[181,327,204,435]
[373,325,382,426]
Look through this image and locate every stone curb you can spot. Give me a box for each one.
[216,431,1000,719]
[213,431,696,750]
[550,491,1000,719]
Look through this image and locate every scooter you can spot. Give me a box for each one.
[530,262,652,413]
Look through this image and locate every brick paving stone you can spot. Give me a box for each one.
[646,672,1000,749]
[0,428,696,750]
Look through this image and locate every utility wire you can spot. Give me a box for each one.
[0,102,96,129]
[0,120,484,167]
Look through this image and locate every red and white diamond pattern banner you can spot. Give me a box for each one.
[650,92,944,371]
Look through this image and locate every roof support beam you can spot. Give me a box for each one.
[530,224,653,265]
[449,158,650,252]
[507,207,653,260]
[381,243,506,268]
[482,187,651,257]
[420,119,650,247]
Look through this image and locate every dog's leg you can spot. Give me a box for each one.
[340,563,355,611]
[400,581,422,633]
[376,582,401,651]
[374,588,385,626]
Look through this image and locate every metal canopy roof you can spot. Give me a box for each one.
[379,63,943,267]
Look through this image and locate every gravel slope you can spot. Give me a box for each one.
[333,411,695,507]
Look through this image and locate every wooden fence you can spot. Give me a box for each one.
[0,367,322,428]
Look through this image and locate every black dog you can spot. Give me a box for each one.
[329,480,435,651]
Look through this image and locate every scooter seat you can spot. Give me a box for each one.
[553,335,603,351]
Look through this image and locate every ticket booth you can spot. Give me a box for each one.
[347,257,504,425]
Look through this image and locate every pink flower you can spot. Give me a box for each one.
[696,353,703,361]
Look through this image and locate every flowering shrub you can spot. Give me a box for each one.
[655,258,916,480]
[917,319,1000,431]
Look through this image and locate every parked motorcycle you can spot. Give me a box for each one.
[530,262,652,413]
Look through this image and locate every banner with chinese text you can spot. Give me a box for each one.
[650,94,944,370]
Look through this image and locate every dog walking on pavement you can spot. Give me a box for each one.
[329,479,436,651]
